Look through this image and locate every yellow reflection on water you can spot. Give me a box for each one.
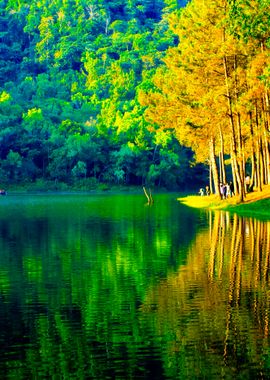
[141,211,270,378]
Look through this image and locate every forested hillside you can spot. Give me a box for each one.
[142,0,270,200]
[2,0,269,197]
[0,0,199,191]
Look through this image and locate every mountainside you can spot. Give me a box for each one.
[0,0,198,190]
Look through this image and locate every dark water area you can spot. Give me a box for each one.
[0,193,269,379]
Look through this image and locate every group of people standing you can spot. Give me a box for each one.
[199,185,210,196]
[219,181,234,199]
[199,181,235,198]
[199,174,253,198]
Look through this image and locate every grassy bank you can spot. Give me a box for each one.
[178,185,270,219]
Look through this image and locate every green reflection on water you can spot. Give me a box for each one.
[0,195,269,379]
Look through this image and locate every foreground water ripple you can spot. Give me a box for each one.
[0,194,269,379]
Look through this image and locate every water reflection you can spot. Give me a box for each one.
[0,195,270,379]
[0,194,196,379]
[141,211,270,379]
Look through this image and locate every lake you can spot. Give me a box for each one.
[0,193,269,379]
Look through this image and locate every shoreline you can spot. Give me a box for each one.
[178,185,270,219]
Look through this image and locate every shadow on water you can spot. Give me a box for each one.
[0,195,269,379]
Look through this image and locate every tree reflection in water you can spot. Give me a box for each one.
[141,211,270,379]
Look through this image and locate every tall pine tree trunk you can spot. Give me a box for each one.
[263,132,269,184]
[249,112,257,188]
[209,136,221,198]
[236,112,246,197]
[219,127,226,184]
[256,138,263,192]
[209,161,213,195]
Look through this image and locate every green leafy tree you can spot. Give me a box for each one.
[1,150,23,181]
[0,0,194,189]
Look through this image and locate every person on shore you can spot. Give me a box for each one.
[229,181,234,197]
[199,188,205,196]
[245,174,251,192]
[205,185,210,196]
[225,183,230,198]
[223,183,227,199]
[220,183,225,199]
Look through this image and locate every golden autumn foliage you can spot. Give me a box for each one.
[140,0,270,201]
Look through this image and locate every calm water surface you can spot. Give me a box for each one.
[0,193,269,379]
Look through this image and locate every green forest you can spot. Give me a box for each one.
[0,0,195,191]
[1,0,270,197]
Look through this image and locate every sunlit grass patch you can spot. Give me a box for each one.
[178,194,241,209]
[178,194,220,208]
[178,185,270,218]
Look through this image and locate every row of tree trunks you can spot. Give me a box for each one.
[221,53,244,201]
[207,22,270,197]
[209,101,270,197]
